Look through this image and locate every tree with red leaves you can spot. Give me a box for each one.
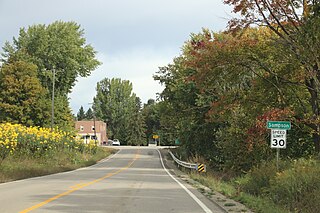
[225,0,320,151]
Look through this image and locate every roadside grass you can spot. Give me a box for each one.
[188,158,320,213]
[189,172,289,213]
[0,147,115,183]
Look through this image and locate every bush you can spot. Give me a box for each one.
[234,160,291,196]
[0,123,97,163]
[0,147,114,183]
[269,159,320,212]
[234,158,320,212]
[190,172,289,213]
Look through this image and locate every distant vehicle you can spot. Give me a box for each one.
[112,139,120,146]
[107,139,114,146]
[148,140,157,146]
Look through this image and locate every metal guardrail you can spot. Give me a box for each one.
[168,150,198,170]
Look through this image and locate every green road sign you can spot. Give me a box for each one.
[267,121,291,130]
[175,139,180,145]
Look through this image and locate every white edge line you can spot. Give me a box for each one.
[156,149,213,213]
[0,149,121,186]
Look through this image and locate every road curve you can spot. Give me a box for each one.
[0,147,225,213]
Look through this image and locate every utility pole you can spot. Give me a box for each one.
[88,103,97,144]
[93,111,97,144]
[51,68,55,131]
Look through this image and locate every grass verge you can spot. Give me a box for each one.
[189,172,289,213]
[0,147,116,183]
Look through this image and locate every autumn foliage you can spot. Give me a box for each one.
[153,2,320,212]
[155,22,317,173]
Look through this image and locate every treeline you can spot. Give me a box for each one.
[153,2,320,173]
[75,77,162,146]
[77,106,94,121]
[93,78,146,146]
[0,21,100,130]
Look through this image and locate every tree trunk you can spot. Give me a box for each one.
[313,131,320,153]
[306,73,320,153]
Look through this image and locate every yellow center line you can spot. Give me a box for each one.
[20,150,140,213]
[69,183,87,189]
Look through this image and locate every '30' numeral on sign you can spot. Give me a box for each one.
[272,139,285,148]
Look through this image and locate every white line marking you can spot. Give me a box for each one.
[156,149,213,213]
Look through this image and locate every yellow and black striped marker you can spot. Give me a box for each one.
[197,164,206,172]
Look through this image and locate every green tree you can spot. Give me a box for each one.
[85,108,94,120]
[77,106,86,121]
[0,61,50,126]
[53,94,75,131]
[142,99,160,143]
[127,97,146,146]
[94,78,139,144]
[2,21,101,94]
[1,21,101,129]
[154,50,219,160]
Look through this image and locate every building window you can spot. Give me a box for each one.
[92,126,95,131]
[80,126,84,131]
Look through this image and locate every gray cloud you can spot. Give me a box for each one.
[0,0,233,113]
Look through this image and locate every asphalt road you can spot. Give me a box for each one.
[0,147,225,213]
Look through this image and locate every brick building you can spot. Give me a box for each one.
[75,120,107,145]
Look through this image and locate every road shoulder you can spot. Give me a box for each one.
[159,148,253,213]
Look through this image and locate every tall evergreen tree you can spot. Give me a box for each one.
[85,108,94,120]
[77,106,86,121]
[127,97,146,145]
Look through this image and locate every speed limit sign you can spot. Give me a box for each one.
[271,129,286,148]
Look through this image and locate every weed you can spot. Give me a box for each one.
[269,158,320,212]
[0,147,113,183]
[224,202,236,206]
[189,171,289,213]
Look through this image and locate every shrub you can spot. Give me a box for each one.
[234,161,278,196]
[0,123,97,162]
[233,159,295,196]
[269,159,320,212]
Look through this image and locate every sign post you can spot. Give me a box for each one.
[153,135,159,146]
[267,121,291,171]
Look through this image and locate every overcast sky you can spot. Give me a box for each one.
[0,0,233,113]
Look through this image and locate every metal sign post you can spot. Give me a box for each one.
[276,148,280,171]
[153,135,159,146]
